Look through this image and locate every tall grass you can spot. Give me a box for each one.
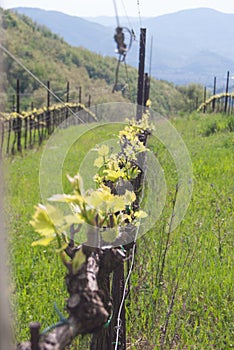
[127,113,233,349]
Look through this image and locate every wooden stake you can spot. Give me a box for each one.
[136,28,146,120]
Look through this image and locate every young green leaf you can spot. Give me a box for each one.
[31,236,55,247]
[98,144,109,157]
[134,210,148,219]
[94,156,104,168]
[49,193,85,205]
[67,173,84,194]
[30,204,56,235]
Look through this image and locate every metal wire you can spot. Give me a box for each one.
[124,60,134,102]
[113,0,120,27]
[120,0,135,32]
[114,139,149,349]
[137,0,142,29]
[114,231,138,350]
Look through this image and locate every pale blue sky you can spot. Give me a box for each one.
[1,0,234,17]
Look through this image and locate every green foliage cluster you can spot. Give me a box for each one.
[1,8,201,115]
[30,116,152,251]
[177,83,205,110]
[202,114,234,136]
[6,113,233,348]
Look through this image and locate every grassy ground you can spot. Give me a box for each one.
[6,113,233,349]
[127,113,233,349]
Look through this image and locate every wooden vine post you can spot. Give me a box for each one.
[212,76,216,112]
[224,71,229,114]
[136,28,146,121]
[16,79,22,152]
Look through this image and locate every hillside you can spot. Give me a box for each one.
[0,8,202,115]
[11,7,234,86]
[0,8,128,112]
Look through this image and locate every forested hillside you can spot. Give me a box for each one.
[0,8,203,114]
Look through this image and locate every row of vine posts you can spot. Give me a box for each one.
[198,70,234,114]
[0,81,93,157]
[15,28,151,350]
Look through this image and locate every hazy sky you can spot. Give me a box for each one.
[2,0,234,17]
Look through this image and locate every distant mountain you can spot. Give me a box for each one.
[12,7,234,86]
[84,16,143,27]
[143,8,234,85]
[12,8,114,56]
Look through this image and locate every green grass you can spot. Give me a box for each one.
[127,114,234,349]
[6,113,234,349]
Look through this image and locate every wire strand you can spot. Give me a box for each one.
[137,0,142,29]
[149,36,153,78]
[114,145,148,349]
[114,231,138,350]
[120,0,135,33]
[124,60,134,102]
[113,0,120,27]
